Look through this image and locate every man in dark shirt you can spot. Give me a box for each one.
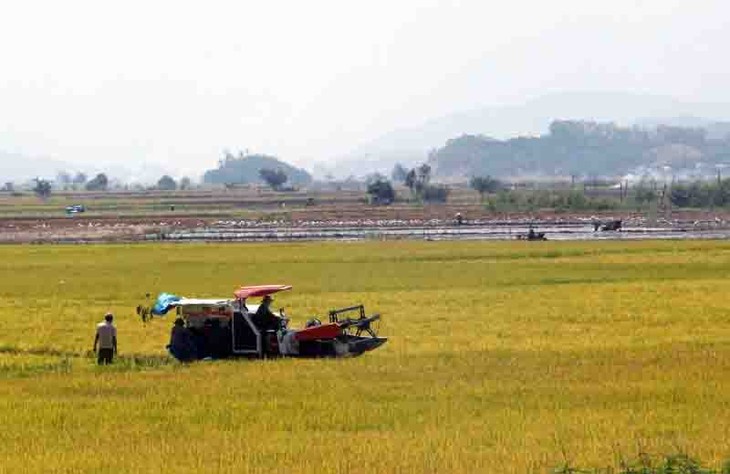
[253,295,282,331]
[252,295,284,356]
[168,318,196,361]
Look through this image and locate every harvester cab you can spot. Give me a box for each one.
[231,284,293,356]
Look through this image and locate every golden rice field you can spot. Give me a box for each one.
[1,240,730,473]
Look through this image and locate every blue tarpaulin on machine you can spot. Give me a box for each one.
[152,293,182,315]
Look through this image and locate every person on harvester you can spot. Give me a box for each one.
[252,294,282,331]
[168,318,196,361]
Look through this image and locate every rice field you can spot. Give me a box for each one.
[1,240,730,473]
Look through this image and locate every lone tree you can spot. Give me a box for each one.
[404,163,433,199]
[366,178,395,205]
[404,169,417,193]
[85,173,109,191]
[469,175,501,201]
[417,163,431,185]
[33,178,52,199]
[179,177,192,190]
[157,175,177,191]
[391,163,408,183]
[259,168,288,190]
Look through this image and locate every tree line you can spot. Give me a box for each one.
[24,173,195,199]
[365,163,451,204]
[31,173,110,198]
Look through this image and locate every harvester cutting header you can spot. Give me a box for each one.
[140,284,387,361]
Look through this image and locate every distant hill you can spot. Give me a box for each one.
[428,120,730,180]
[326,92,730,178]
[203,153,312,187]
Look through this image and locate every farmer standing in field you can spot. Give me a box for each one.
[93,313,117,365]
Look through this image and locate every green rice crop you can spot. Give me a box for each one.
[1,240,729,473]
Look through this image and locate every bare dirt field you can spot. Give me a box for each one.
[3,207,730,244]
[2,188,730,243]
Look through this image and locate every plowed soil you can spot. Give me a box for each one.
[2,204,728,243]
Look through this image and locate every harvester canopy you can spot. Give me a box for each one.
[234,285,292,299]
[151,285,292,316]
[151,293,183,315]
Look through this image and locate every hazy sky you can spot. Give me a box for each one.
[1,0,729,174]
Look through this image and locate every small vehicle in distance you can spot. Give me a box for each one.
[516,226,547,241]
[593,219,622,231]
[144,284,387,361]
[65,204,86,215]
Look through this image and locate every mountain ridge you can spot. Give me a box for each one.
[321,92,730,178]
